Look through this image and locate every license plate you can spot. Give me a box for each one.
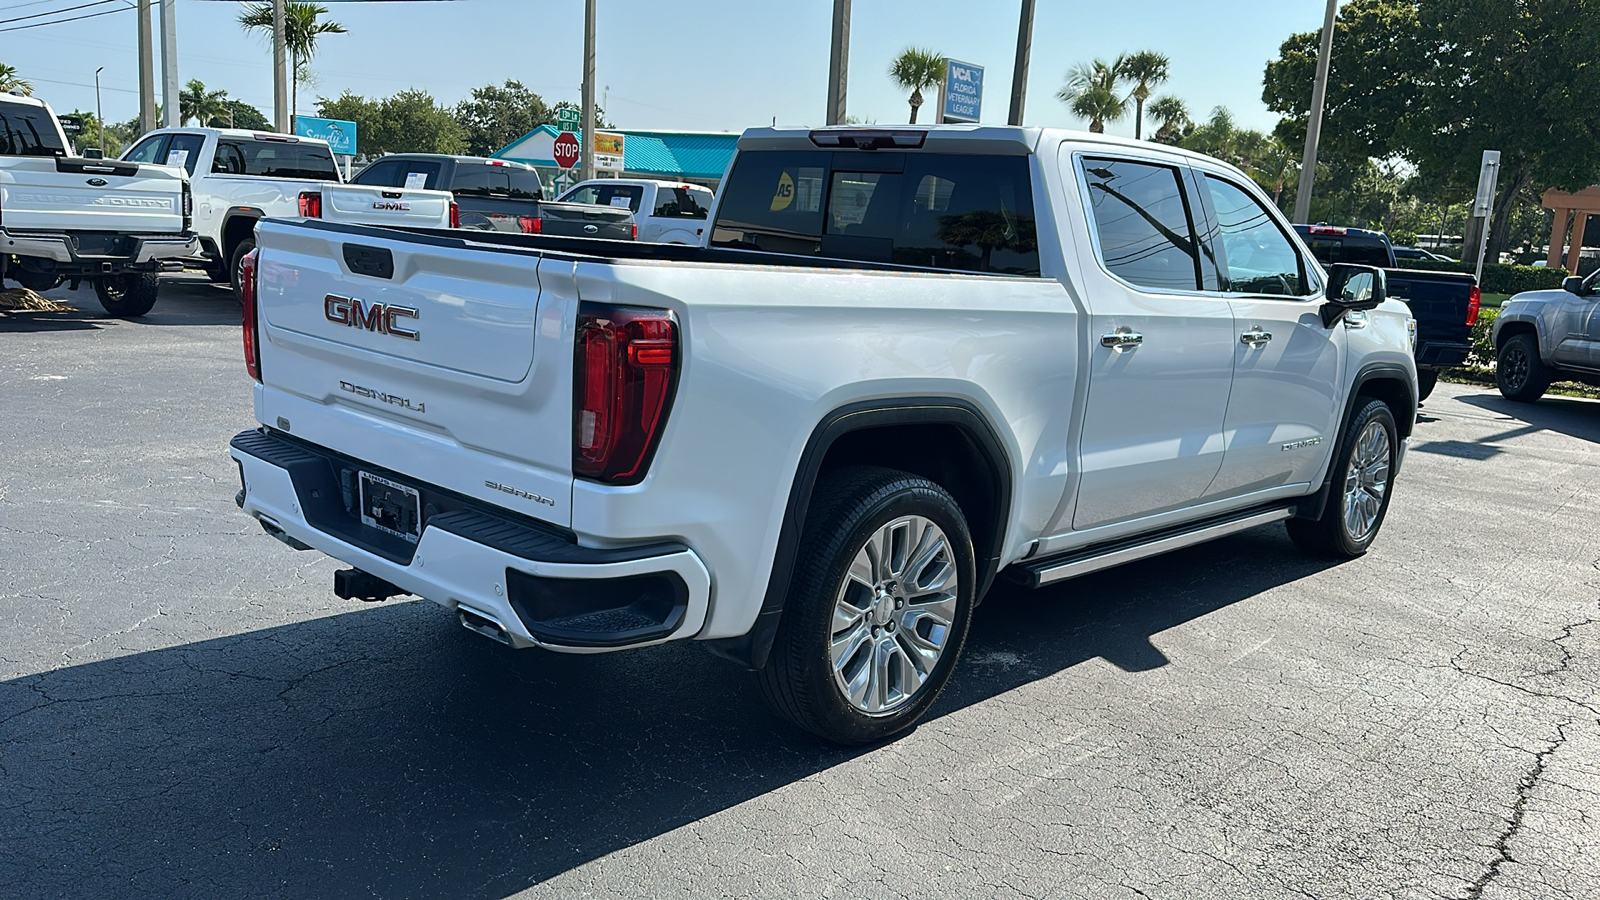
[359,471,421,543]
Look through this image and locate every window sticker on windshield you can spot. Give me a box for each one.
[165,149,188,168]
[404,172,428,189]
[770,171,796,212]
[609,196,632,208]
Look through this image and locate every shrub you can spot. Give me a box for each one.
[1393,259,1568,295]
[1467,307,1498,368]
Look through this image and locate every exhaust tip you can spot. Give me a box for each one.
[458,607,514,646]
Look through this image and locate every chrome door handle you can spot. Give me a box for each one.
[1101,329,1144,350]
[1240,328,1273,347]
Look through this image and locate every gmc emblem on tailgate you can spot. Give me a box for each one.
[324,294,419,340]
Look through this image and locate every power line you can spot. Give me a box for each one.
[0,3,130,32]
[0,0,123,27]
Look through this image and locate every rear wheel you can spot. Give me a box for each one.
[228,238,256,302]
[1496,333,1551,403]
[1415,369,1438,402]
[93,272,160,317]
[759,466,976,745]
[1286,399,1398,559]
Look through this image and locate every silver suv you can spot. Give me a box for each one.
[1493,268,1600,401]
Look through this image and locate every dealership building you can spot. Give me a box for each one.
[492,126,738,197]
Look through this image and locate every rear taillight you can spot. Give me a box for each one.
[573,304,679,484]
[518,216,542,234]
[1466,285,1481,327]
[181,181,193,230]
[449,201,460,228]
[298,191,322,218]
[631,223,638,240]
[240,249,262,382]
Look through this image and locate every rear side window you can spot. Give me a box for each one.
[1204,176,1308,296]
[212,139,339,180]
[164,133,206,175]
[1080,158,1200,291]
[563,183,644,211]
[451,163,539,199]
[0,104,68,157]
[652,186,711,219]
[711,151,1040,275]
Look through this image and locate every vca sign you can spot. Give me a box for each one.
[324,294,419,341]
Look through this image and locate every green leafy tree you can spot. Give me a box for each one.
[456,80,553,157]
[179,79,230,127]
[935,210,1038,272]
[1180,107,1302,210]
[1147,95,1192,144]
[238,2,348,122]
[220,100,271,131]
[0,62,32,95]
[1263,0,1600,258]
[1057,58,1126,133]
[1120,51,1170,140]
[888,47,946,124]
[61,110,118,156]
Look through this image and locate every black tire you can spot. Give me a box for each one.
[1286,399,1399,559]
[93,272,160,317]
[1495,333,1551,403]
[203,264,230,284]
[228,238,256,302]
[758,466,977,745]
[1415,369,1438,402]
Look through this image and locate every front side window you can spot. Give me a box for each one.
[711,150,1040,275]
[123,136,167,165]
[0,104,68,157]
[1204,176,1308,296]
[1080,157,1200,291]
[352,159,402,187]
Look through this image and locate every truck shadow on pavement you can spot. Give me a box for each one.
[1454,391,1600,446]
[1,528,1332,899]
[0,278,241,332]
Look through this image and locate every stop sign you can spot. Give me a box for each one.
[553,131,580,169]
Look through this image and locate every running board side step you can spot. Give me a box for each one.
[1014,506,1295,589]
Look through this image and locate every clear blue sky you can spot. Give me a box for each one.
[0,0,1331,139]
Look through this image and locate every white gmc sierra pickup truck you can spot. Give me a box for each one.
[230,126,1418,744]
[1,93,198,316]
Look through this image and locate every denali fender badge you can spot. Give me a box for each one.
[485,480,556,508]
[325,294,419,340]
[1281,437,1323,452]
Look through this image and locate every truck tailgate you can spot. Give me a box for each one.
[537,200,634,239]
[0,157,183,233]
[319,182,454,229]
[251,219,576,527]
[1385,268,1475,347]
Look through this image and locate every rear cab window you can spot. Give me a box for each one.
[710,150,1040,275]
[0,103,68,157]
[563,183,645,212]
[354,158,444,190]
[652,186,712,219]
[449,163,539,199]
[212,138,339,180]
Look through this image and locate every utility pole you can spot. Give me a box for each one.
[94,67,105,152]
[580,0,596,181]
[825,0,850,125]
[1293,0,1339,225]
[273,0,290,132]
[1008,0,1035,126]
[159,0,178,128]
[137,0,155,134]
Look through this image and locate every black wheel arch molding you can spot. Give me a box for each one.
[706,396,1016,670]
[219,207,265,260]
[1293,361,1415,522]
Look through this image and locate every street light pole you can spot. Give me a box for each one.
[158,0,178,129]
[1008,0,1035,126]
[273,0,290,132]
[825,0,850,125]
[1293,0,1339,225]
[94,67,105,152]
[136,0,155,134]
[580,0,596,181]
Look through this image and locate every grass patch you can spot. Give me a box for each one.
[1480,292,1511,308]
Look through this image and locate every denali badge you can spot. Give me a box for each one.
[325,294,419,340]
[1281,437,1323,452]
[86,178,109,187]
[340,381,425,413]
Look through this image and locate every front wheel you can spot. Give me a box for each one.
[1286,399,1399,559]
[759,466,976,745]
[1496,333,1551,403]
[93,272,160,317]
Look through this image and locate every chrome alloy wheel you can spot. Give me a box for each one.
[1342,420,1392,543]
[829,515,959,716]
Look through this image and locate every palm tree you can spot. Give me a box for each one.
[1056,58,1127,133]
[179,80,230,127]
[1147,96,1191,144]
[238,2,348,123]
[888,47,946,124]
[1120,51,1169,140]
[0,63,33,96]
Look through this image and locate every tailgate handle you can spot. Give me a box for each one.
[342,244,395,280]
[381,190,403,199]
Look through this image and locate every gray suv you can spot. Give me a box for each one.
[1492,268,1600,401]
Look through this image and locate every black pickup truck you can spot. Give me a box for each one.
[1295,224,1478,400]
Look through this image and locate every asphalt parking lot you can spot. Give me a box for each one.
[3,278,1597,899]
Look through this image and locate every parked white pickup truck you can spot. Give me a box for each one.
[230,126,1418,744]
[122,128,453,294]
[1,93,198,316]
[557,177,712,243]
